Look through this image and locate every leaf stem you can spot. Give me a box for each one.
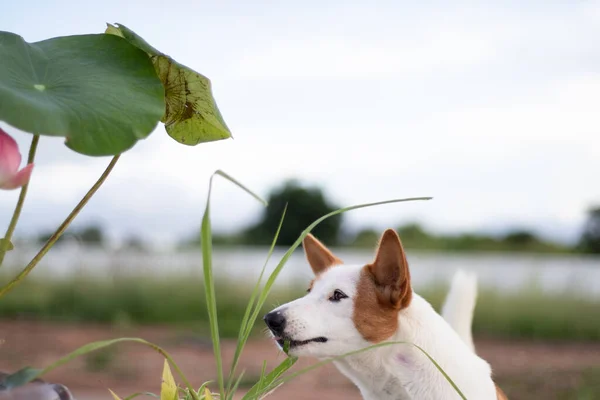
[0,135,40,268]
[0,155,120,298]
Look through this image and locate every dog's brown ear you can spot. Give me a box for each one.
[368,229,412,309]
[303,233,342,275]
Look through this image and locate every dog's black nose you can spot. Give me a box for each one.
[264,310,286,336]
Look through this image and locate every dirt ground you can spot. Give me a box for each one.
[1,321,599,400]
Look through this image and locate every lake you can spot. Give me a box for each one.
[3,244,600,298]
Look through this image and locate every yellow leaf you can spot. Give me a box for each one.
[155,55,231,145]
[204,387,213,400]
[108,389,122,400]
[161,359,178,400]
[105,23,232,146]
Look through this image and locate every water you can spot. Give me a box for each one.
[4,244,600,298]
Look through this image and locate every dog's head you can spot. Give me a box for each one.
[264,229,413,358]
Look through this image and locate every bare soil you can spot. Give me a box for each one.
[1,321,599,400]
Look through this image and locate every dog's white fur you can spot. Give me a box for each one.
[266,234,498,399]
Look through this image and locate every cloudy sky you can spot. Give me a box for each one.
[1,1,599,247]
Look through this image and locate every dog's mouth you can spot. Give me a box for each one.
[274,336,328,349]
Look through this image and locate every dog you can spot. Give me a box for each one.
[264,229,507,399]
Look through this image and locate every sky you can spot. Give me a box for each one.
[1,0,599,247]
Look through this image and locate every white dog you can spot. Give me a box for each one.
[264,229,507,399]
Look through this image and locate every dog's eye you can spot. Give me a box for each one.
[329,289,348,302]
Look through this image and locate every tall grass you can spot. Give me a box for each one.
[0,275,303,335]
[1,275,598,341]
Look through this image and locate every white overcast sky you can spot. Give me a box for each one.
[1,0,599,246]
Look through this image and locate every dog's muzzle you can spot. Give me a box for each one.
[263,310,286,337]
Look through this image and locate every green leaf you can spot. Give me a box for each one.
[241,357,297,400]
[0,238,14,252]
[0,367,41,390]
[0,31,164,156]
[105,23,232,146]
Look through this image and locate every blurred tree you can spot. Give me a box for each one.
[36,224,105,247]
[503,230,538,248]
[449,234,498,251]
[243,180,342,246]
[349,228,379,247]
[78,225,105,246]
[397,223,431,243]
[36,230,60,245]
[122,235,145,251]
[578,206,600,254]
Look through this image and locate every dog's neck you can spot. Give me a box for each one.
[332,293,497,400]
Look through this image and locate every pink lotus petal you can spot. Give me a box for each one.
[0,163,34,190]
[0,128,22,179]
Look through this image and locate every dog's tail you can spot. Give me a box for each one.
[441,269,478,352]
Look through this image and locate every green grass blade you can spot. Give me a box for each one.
[226,205,287,394]
[194,382,211,400]
[213,170,267,206]
[255,361,268,397]
[246,197,432,348]
[241,356,297,400]
[412,343,467,399]
[187,382,210,400]
[196,382,211,394]
[123,392,160,400]
[227,370,246,400]
[201,176,221,398]
[201,170,267,400]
